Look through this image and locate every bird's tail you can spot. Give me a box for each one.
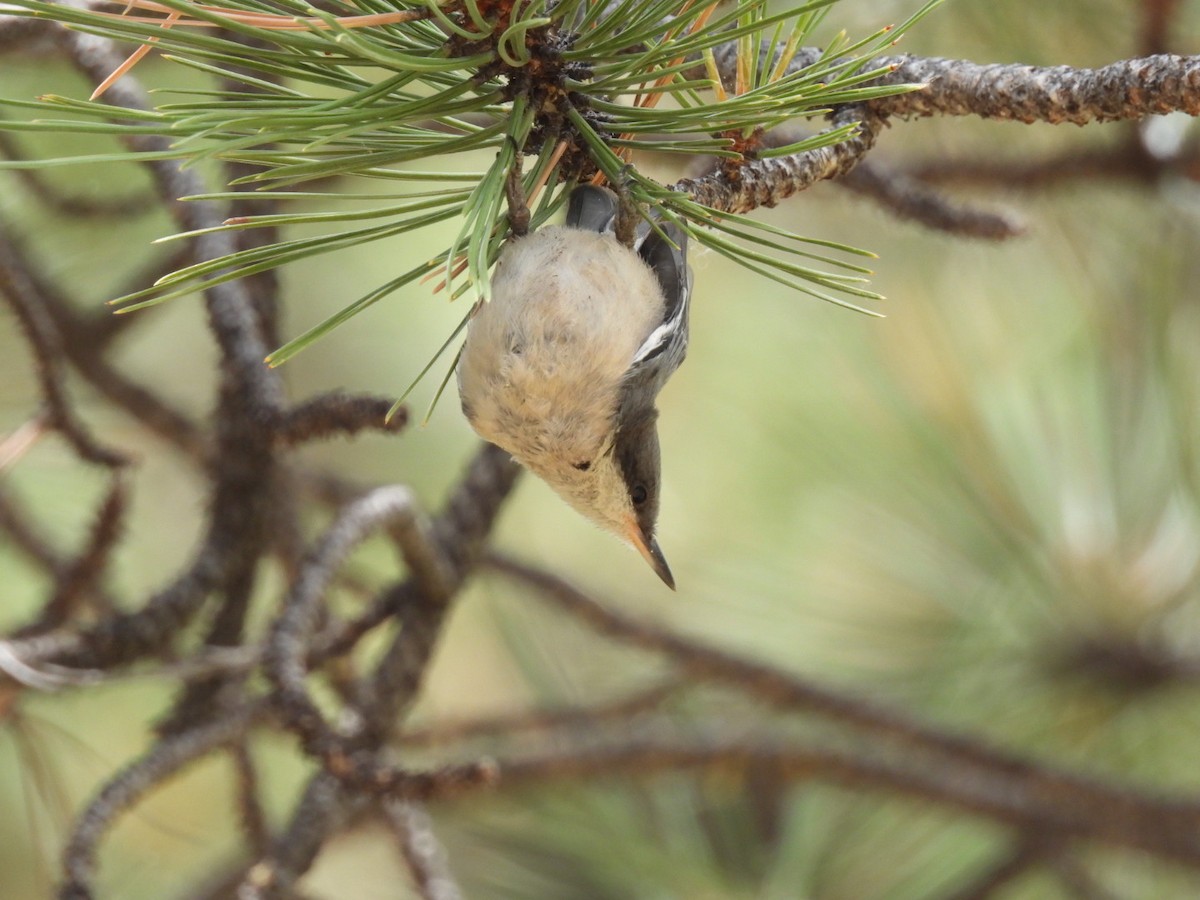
[566,183,619,233]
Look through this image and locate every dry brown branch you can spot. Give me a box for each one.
[14,475,126,635]
[394,678,685,749]
[688,45,1200,221]
[273,393,410,446]
[671,106,885,213]
[382,800,465,900]
[484,556,1200,866]
[840,160,1027,239]
[0,234,129,469]
[60,700,270,899]
[865,53,1200,124]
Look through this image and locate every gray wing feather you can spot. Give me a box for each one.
[638,223,689,324]
[630,223,691,373]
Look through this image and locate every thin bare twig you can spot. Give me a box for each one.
[905,140,1196,188]
[0,483,66,575]
[273,393,409,446]
[840,160,1026,239]
[14,475,127,635]
[483,732,1200,866]
[242,444,519,898]
[60,700,269,900]
[484,556,1200,866]
[263,485,442,758]
[394,678,685,749]
[41,26,284,675]
[0,231,129,468]
[230,741,271,857]
[381,800,465,900]
[0,224,206,457]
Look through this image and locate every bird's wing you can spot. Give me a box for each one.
[631,222,692,368]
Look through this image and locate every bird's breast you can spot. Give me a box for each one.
[457,226,667,467]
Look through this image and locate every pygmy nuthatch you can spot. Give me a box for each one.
[457,185,692,587]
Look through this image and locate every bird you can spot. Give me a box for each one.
[456,184,691,588]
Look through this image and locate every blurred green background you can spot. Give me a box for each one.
[4,0,1200,896]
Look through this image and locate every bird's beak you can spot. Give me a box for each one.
[626,520,675,590]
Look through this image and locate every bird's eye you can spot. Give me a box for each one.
[630,483,648,505]
[572,460,591,471]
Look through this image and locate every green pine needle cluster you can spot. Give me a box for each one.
[0,0,941,379]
